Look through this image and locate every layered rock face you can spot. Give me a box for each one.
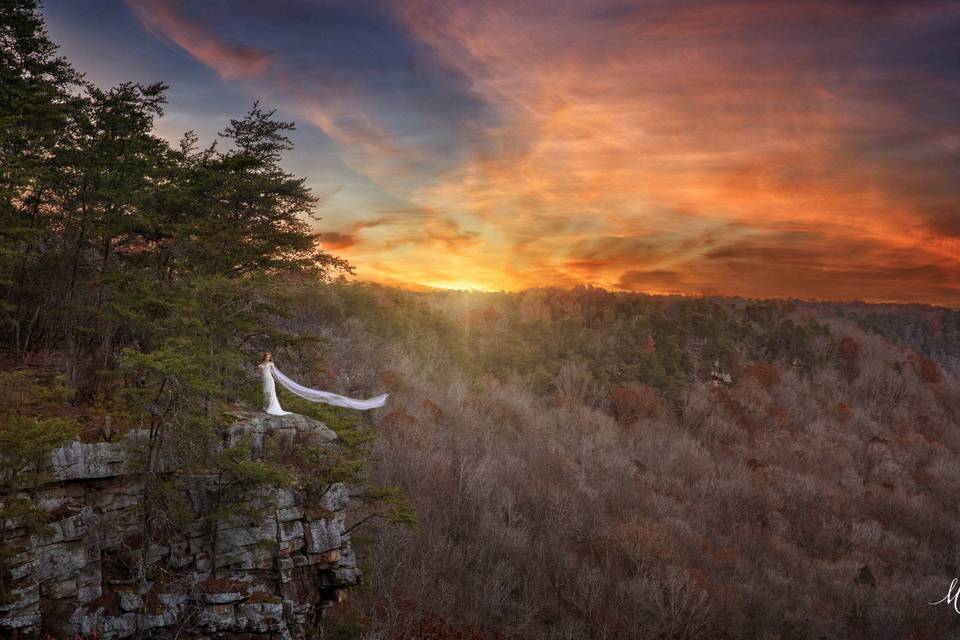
[0,412,360,639]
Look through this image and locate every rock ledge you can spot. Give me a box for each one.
[0,412,359,639]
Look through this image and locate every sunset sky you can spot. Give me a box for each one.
[43,0,960,305]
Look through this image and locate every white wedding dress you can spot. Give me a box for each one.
[259,362,388,416]
[259,362,291,416]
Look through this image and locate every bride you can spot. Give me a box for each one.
[258,352,388,416]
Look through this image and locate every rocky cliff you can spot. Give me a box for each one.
[0,412,360,639]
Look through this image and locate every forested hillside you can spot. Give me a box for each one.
[3,3,960,639]
[804,301,960,375]
[282,285,958,640]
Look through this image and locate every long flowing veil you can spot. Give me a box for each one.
[272,365,389,410]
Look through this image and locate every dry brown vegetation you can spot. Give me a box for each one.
[300,286,960,640]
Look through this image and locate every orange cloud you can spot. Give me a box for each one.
[382,0,960,302]
[128,0,960,304]
[125,0,271,79]
[616,228,960,305]
[318,232,358,250]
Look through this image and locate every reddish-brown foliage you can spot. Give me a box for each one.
[387,612,505,640]
[913,414,944,442]
[364,599,505,640]
[382,409,420,429]
[836,402,852,423]
[422,399,443,422]
[381,369,403,390]
[837,336,861,382]
[909,354,942,384]
[742,362,781,390]
[482,306,501,323]
[610,384,663,424]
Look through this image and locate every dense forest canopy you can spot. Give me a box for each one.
[3,2,960,639]
[0,0,370,607]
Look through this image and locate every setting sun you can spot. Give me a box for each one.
[39,0,960,306]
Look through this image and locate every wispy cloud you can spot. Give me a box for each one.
[125,0,272,79]
[318,231,358,250]
[387,0,960,300]
[119,0,960,303]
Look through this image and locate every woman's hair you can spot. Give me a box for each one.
[261,351,272,363]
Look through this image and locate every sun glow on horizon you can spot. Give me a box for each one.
[416,279,501,293]
[57,0,960,306]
